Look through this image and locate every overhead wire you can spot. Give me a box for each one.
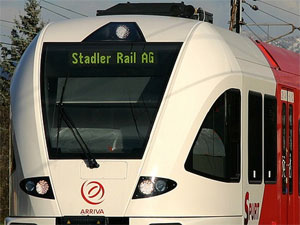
[0,42,17,46]
[0,24,37,35]
[244,0,299,26]
[266,27,297,43]
[253,0,300,17]
[0,59,17,63]
[41,0,88,17]
[1,2,88,52]
[243,0,300,42]
[244,24,263,41]
[0,24,14,30]
[0,19,15,24]
[257,7,294,25]
[0,19,38,35]
[40,6,70,19]
[243,10,272,39]
[0,34,10,38]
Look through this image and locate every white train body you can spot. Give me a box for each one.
[7,14,296,225]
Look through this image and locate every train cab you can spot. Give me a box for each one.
[5,3,300,225]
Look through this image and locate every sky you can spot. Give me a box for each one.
[0,0,299,44]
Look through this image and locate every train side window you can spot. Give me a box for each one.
[264,95,277,183]
[289,105,293,194]
[248,91,262,184]
[185,89,241,182]
[282,103,287,194]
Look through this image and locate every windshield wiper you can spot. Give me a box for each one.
[56,76,99,169]
[58,106,99,168]
[128,94,144,144]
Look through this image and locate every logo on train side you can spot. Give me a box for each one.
[244,192,260,225]
[81,180,105,205]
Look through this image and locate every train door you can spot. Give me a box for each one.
[280,88,295,225]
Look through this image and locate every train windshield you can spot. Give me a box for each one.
[41,42,181,159]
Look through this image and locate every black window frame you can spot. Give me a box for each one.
[248,91,262,184]
[184,89,241,183]
[40,42,182,160]
[264,94,277,184]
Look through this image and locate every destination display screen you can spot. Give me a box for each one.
[41,42,180,77]
[70,51,156,65]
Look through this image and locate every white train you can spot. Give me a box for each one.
[5,3,300,225]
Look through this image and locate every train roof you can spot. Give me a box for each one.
[41,15,199,42]
[257,41,300,89]
[39,15,293,85]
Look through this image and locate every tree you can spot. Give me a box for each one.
[0,0,44,222]
[0,0,44,106]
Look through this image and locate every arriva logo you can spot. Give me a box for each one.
[81,181,105,205]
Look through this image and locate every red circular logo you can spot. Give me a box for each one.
[81,181,105,205]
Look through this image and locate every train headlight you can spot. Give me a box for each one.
[138,179,155,195]
[25,181,35,192]
[116,25,130,39]
[83,22,145,42]
[133,176,177,199]
[20,176,54,199]
[155,179,167,192]
[36,180,50,195]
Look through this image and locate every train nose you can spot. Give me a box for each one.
[48,160,142,216]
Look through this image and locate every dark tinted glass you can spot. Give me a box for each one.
[264,95,277,183]
[248,91,262,184]
[289,105,293,194]
[185,89,241,182]
[282,103,287,194]
[41,42,182,159]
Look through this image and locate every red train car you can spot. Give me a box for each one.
[257,41,300,225]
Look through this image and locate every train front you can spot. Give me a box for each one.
[6,14,246,225]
